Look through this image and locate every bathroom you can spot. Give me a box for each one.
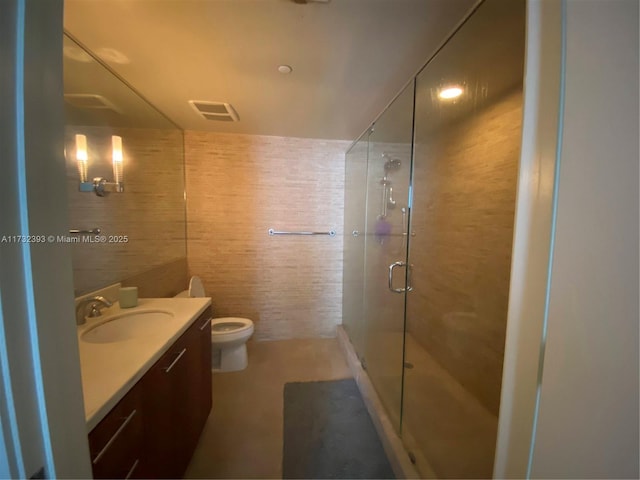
[1,0,638,479]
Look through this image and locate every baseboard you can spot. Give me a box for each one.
[336,326,420,480]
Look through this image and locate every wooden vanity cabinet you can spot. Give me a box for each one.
[189,313,213,443]
[138,329,192,478]
[89,307,212,479]
[139,306,213,479]
[88,382,143,479]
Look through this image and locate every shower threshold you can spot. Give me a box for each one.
[336,326,429,479]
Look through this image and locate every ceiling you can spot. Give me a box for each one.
[63,35,177,129]
[63,0,476,140]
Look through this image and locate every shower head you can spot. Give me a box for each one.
[382,154,401,172]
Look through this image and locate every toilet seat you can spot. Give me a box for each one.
[210,317,254,351]
[211,317,253,335]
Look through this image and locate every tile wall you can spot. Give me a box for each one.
[185,132,350,340]
[65,127,187,297]
[407,87,523,416]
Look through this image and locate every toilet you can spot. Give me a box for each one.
[176,276,254,372]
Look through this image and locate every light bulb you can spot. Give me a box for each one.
[75,134,88,182]
[112,135,123,184]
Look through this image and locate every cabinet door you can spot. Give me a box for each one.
[186,308,213,450]
[140,335,191,479]
[89,382,143,479]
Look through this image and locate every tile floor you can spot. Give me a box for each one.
[184,337,352,479]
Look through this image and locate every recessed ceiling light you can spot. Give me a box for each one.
[278,65,293,74]
[63,45,93,63]
[438,86,463,100]
[95,47,130,65]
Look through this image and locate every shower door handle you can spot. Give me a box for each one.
[388,261,413,293]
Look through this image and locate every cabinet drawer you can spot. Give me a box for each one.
[89,383,143,479]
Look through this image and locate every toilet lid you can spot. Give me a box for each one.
[189,276,205,298]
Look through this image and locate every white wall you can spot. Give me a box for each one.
[493,1,563,476]
[0,0,92,477]
[530,0,639,477]
[496,0,639,477]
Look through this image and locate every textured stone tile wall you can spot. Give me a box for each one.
[65,127,187,296]
[185,131,349,340]
[406,87,523,416]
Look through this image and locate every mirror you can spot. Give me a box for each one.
[63,33,187,296]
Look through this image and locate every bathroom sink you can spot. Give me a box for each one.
[81,309,175,344]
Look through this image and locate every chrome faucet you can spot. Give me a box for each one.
[76,295,113,325]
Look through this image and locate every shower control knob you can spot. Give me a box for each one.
[352,230,359,237]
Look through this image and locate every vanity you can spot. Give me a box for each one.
[77,298,212,479]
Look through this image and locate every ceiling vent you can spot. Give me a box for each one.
[64,94,122,113]
[189,101,239,122]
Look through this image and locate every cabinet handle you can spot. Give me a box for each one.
[92,409,137,464]
[199,318,212,331]
[124,459,139,479]
[164,348,187,373]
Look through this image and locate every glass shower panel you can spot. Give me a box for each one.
[402,0,526,477]
[362,83,414,432]
[342,133,369,357]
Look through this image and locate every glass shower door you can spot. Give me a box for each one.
[361,83,414,432]
[401,0,526,477]
[342,133,370,357]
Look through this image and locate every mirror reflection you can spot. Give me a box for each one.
[63,34,187,295]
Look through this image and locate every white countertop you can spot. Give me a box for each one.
[77,297,211,431]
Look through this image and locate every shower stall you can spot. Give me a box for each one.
[341,0,526,477]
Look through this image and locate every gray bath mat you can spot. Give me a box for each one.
[282,378,395,479]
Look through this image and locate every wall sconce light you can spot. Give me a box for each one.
[75,134,88,184]
[76,134,125,196]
